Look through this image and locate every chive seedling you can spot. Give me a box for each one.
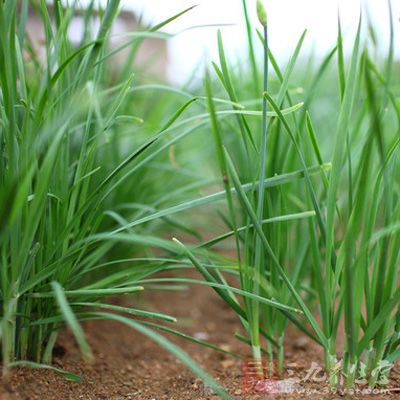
[177,0,400,392]
[0,2,232,396]
[177,0,322,381]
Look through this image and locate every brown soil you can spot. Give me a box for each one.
[1,272,399,400]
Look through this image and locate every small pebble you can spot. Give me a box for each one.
[293,337,308,350]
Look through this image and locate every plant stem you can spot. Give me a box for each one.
[253,18,269,365]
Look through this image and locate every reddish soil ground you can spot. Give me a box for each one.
[1,272,399,400]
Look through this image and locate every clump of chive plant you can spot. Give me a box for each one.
[0,2,233,396]
[173,0,400,391]
[173,0,323,378]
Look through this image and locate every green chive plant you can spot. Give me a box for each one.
[0,1,236,397]
[171,0,400,391]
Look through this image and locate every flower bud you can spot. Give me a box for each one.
[257,0,267,27]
